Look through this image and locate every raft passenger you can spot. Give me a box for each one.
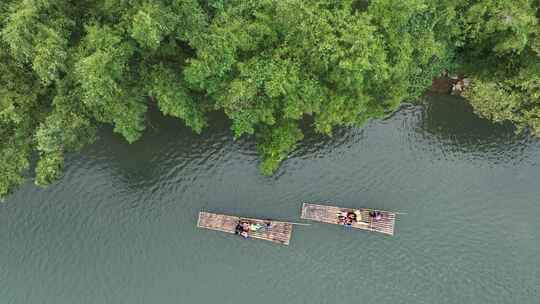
[369,211,383,221]
[235,221,251,238]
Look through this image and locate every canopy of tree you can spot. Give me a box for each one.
[1,0,539,198]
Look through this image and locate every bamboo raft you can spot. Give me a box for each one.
[300,203,396,235]
[197,211,293,245]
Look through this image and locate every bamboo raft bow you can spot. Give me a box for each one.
[197,211,294,245]
[300,203,397,236]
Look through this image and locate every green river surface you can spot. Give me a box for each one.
[2,94,539,304]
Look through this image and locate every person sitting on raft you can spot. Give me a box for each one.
[250,222,263,231]
[235,221,250,238]
[369,211,383,221]
[338,211,357,226]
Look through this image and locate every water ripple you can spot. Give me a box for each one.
[2,95,540,304]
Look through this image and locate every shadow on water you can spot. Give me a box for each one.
[77,109,255,192]
[291,94,527,160]
[419,93,517,144]
[415,93,535,164]
[293,118,362,159]
[79,106,362,185]
[76,93,536,189]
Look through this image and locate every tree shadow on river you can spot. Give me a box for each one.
[288,93,537,170]
[78,109,248,192]
[415,93,534,158]
[419,93,516,145]
[78,94,537,191]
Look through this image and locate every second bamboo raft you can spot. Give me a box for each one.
[197,211,293,245]
[300,202,396,235]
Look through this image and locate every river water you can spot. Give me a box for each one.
[2,94,539,304]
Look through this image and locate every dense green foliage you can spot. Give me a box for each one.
[461,0,540,133]
[0,0,539,198]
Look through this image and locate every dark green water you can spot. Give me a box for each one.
[2,94,539,304]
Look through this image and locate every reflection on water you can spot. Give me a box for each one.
[417,93,533,166]
[420,93,516,141]
[2,95,540,304]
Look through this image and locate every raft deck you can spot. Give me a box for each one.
[301,203,396,235]
[197,211,293,245]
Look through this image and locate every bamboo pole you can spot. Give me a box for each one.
[280,221,311,226]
